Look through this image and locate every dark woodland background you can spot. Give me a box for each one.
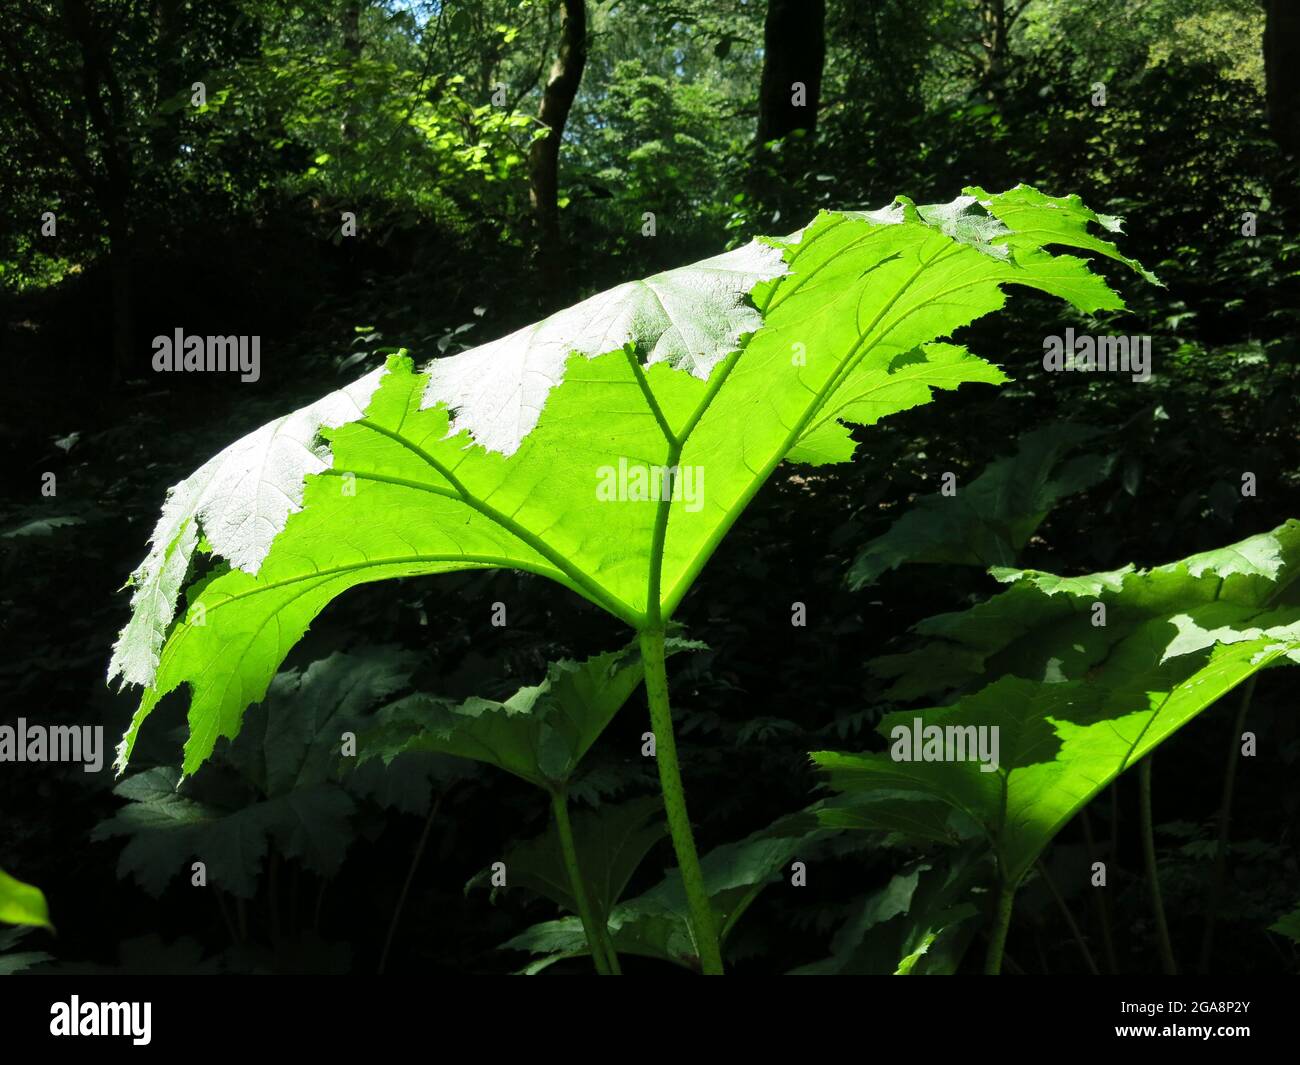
[1,0,1298,975]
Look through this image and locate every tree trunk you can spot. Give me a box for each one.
[978,0,1009,100]
[528,0,587,252]
[752,0,825,211]
[1265,0,1300,157]
[755,0,826,148]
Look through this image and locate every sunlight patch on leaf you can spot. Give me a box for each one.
[420,240,788,456]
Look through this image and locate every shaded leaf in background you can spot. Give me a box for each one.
[1270,905,1300,946]
[503,809,837,972]
[847,421,1113,589]
[792,845,989,975]
[484,795,666,924]
[817,523,1300,887]
[93,649,453,897]
[362,639,702,789]
[871,520,1300,702]
[0,926,52,973]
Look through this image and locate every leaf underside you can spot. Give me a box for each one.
[109,185,1150,777]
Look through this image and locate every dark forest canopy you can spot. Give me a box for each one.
[1,1,1291,317]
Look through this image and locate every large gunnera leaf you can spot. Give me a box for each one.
[814,522,1300,887]
[109,186,1151,776]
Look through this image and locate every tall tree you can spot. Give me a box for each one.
[751,0,825,214]
[1264,0,1300,156]
[974,0,1030,98]
[923,0,1031,104]
[528,0,587,251]
[755,0,825,149]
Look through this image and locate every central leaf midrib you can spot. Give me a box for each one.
[659,236,963,618]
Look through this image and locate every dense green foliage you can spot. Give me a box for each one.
[2,0,1298,978]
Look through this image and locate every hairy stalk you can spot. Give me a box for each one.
[639,627,724,975]
[1199,676,1257,972]
[984,876,1017,975]
[550,788,614,975]
[1139,756,1178,974]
